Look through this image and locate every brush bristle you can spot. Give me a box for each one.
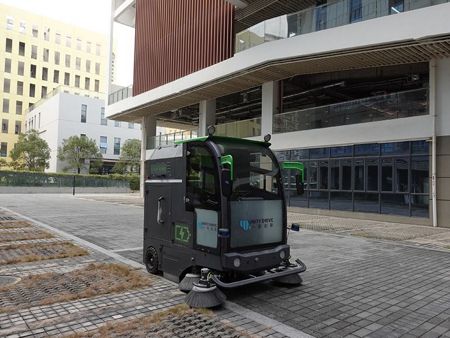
[185,287,226,308]
[273,273,303,286]
[179,274,200,293]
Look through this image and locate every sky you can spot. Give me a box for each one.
[0,0,135,86]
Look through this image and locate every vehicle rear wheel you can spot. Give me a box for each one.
[145,246,159,274]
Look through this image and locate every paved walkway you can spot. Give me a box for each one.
[2,194,450,337]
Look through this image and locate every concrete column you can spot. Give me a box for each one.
[261,81,279,137]
[198,99,216,136]
[140,115,157,196]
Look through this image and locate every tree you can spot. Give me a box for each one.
[113,139,141,174]
[58,136,102,174]
[0,158,8,169]
[9,130,50,171]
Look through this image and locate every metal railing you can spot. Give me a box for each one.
[147,130,199,150]
[273,88,428,134]
[108,85,133,105]
[215,118,261,138]
[236,0,448,53]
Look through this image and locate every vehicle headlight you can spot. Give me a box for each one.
[279,250,286,259]
[233,258,241,268]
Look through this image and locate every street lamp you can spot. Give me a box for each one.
[73,146,81,195]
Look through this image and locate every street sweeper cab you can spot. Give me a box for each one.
[144,132,306,306]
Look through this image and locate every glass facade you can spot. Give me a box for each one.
[276,140,430,218]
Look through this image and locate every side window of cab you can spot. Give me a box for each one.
[186,145,219,211]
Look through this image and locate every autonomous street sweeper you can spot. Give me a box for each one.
[143,129,307,308]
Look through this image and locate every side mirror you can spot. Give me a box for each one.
[295,174,305,195]
[221,168,232,197]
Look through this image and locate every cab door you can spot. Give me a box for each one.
[184,143,221,254]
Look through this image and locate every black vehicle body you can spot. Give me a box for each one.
[143,136,305,286]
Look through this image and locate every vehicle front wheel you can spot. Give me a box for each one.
[145,246,160,274]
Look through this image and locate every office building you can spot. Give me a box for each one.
[107,0,450,227]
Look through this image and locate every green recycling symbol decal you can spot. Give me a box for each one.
[175,224,191,243]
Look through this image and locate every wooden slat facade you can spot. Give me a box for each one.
[133,0,234,96]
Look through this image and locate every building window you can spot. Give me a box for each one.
[64,72,70,85]
[43,48,49,62]
[85,60,91,73]
[115,120,120,127]
[75,75,80,88]
[114,137,120,155]
[100,136,107,154]
[278,140,430,218]
[85,77,90,90]
[315,3,327,31]
[17,81,23,95]
[30,64,37,78]
[31,45,37,59]
[32,25,38,38]
[18,61,24,76]
[3,78,10,93]
[53,70,59,83]
[0,143,7,157]
[29,84,36,97]
[54,51,60,65]
[15,121,21,135]
[389,0,404,14]
[42,67,48,81]
[4,58,11,73]
[5,38,12,52]
[19,21,26,34]
[81,104,87,123]
[2,99,9,113]
[95,62,100,75]
[17,101,23,115]
[65,54,71,67]
[44,27,50,41]
[55,32,61,44]
[76,57,81,70]
[6,17,13,30]
[76,38,82,50]
[350,0,362,22]
[86,41,92,53]
[96,43,101,56]
[2,119,8,133]
[41,86,47,98]
[65,36,71,47]
[19,42,25,56]
[94,80,100,92]
[128,122,134,129]
[100,107,107,125]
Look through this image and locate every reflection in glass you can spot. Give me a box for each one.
[411,156,429,194]
[354,159,364,190]
[382,160,393,191]
[309,191,329,209]
[330,160,339,190]
[331,192,352,211]
[309,161,318,189]
[395,159,409,192]
[319,160,328,189]
[342,160,352,190]
[366,159,379,191]
[381,194,409,216]
[411,195,429,217]
[354,193,378,213]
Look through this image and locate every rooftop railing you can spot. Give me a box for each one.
[236,0,449,53]
[273,88,428,134]
[108,85,133,105]
[147,130,199,150]
[215,117,261,139]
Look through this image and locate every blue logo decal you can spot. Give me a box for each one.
[240,220,250,231]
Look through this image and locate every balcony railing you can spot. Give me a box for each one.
[215,118,261,139]
[147,130,198,150]
[273,88,428,134]
[108,85,133,105]
[236,0,449,53]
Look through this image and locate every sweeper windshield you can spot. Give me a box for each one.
[215,139,284,248]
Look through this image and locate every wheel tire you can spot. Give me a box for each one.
[145,246,159,274]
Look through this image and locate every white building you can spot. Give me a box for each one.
[107,0,450,228]
[26,86,141,173]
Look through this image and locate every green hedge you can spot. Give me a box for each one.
[0,170,140,190]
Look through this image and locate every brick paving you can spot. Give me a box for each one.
[0,207,290,338]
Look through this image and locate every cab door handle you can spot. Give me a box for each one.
[157,196,165,224]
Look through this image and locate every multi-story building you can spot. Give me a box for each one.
[0,3,107,160]
[107,0,450,227]
[26,87,141,173]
